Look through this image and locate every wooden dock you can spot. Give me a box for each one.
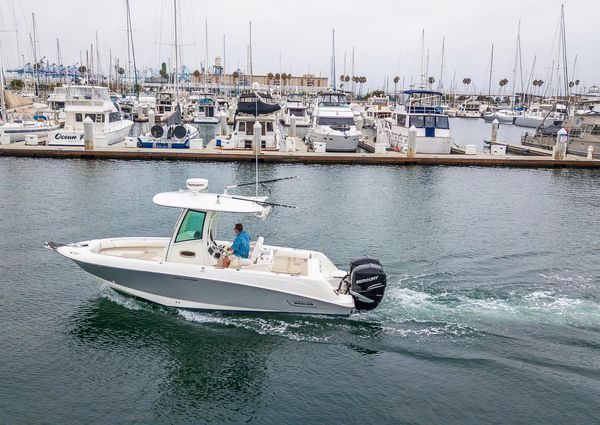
[2,141,600,168]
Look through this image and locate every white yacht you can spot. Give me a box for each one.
[0,119,61,143]
[190,92,219,124]
[280,92,310,128]
[47,86,133,147]
[155,90,179,123]
[306,91,361,152]
[513,102,566,128]
[483,109,522,124]
[47,178,387,316]
[0,90,60,142]
[219,92,282,150]
[457,100,485,118]
[362,96,393,128]
[376,90,452,154]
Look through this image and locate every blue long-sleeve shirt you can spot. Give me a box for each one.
[231,230,250,258]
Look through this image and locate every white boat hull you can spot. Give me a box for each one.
[48,120,134,147]
[2,124,61,142]
[57,241,355,316]
[306,128,360,152]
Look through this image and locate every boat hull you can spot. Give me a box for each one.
[306,128,360,152]
[3,124,61,142]
[71,259,352,316]
[47,120,134,147]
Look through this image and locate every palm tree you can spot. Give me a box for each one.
[428,76,435,86]
[78,65,87,74]
[267,72,274,87]
[232,71,239,93]
[193,69,201,81]
[498,78,508,94]
[393,76,400,97]
[462,77,472,93]
[339,74,345,89]
[359,76,367,96]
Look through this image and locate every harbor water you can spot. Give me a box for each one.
[1,121,599,424]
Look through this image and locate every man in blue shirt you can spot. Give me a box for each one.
[222,223,250,267]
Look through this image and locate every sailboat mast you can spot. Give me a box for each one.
[95,31,101,86]
[223,34,226,96]
[31,13,39,96]
[126,0,139,94]
[248,21,253,86]
[420,29,425,86]
[0,40,6,120]
[56,38,62,84]
[488,44,494,97]
[560,5,569,100]
[439,37,445,91]
[109,50,112,89]
[331,29,336,90]
[173,0,179,102]
[126,0,132,92]
[510,21,519,109]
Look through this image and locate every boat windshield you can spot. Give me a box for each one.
[409,115,449,129]
[318,94,349,107]
[175,210,206,243]
[317,117,354,126]
[289,108,305,116]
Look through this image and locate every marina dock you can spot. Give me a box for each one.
[2,140,599,168]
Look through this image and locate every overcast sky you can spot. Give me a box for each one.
[1,0,598,93]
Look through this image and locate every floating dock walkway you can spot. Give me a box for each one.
[1,139,599,169]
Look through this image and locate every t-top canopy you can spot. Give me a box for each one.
[153,190,268,214]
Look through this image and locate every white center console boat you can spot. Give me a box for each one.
[47,178,387,316]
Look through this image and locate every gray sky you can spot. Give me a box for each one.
[1,0,598,93]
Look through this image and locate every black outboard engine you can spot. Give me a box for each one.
[150,125,164,139]
[348,256,387,311]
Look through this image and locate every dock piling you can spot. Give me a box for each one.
[148,109,155,127]
[290,115,297,138]
[219,110,228,136]
[83,117,94,150]
[491,119,499,142]
[253,120,262,154]
[407,125,417,158]
[553,128,568,160]
[356,116,364,132]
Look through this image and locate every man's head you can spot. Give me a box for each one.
[234,223,243,234]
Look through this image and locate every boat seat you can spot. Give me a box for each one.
[250,236,264,263]
[230,237,265,268]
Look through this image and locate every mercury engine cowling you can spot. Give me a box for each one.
[349,256,387,311]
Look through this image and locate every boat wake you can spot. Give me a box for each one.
[96,274,600,343]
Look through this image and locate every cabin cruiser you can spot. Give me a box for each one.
[47,86,133,147]
[190,92,219,124]
[457,100,484,118]
[137,123,200,149]
[376,90,452,154]
[46,178,387,316]
[483,108,523,124]
[218,92,282,150]
[280,92,310,128]
[155,90,179,123]
[362,96,393,128]
[306,91,361,152]
[521,110,600,158]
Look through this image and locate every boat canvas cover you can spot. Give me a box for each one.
[4,91,34,110]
